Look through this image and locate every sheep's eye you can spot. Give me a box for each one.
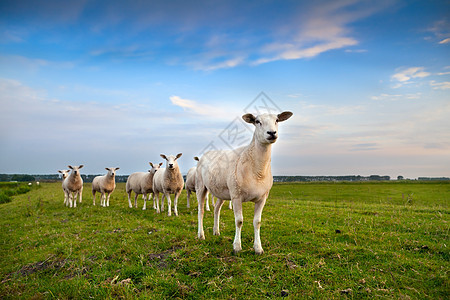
[255,120,261,125]
[275,119,279,123]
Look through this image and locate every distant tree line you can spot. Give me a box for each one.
[0,174,448,183]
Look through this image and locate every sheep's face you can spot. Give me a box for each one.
[149,162,163,174]
[68,165,84,176]
[106,167,119,177]
[58,170,70,179]
[243,111,293,144]
[160,153,182,170]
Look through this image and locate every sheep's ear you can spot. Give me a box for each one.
[68,165,73,169]
[194,156,199,161]
[160,154,167,160]
[115,167,120,170]
[158,162,163,167]
[277,111,293,122]
[242,113,256,124]
[175,153,182,160]
[106,167,110,171]
[58,170,62,174]
[149,162,154,168]
[79,165,84,169]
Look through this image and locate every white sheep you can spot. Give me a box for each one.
[126,162,162,210]
[196,111,293,254]
[185,157,212,211]
[58,169,70,205]
[63,165,84,208]
[153,153,184,216]
[92,167,120,207]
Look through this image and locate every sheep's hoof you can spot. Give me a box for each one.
[233,244,242,254]
[129,205,132,208]
[198,233,205,240]
[142,207,146,210]
[254,248,264,255]
[213,231,220,236]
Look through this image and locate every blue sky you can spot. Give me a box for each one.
[0,0,449,178]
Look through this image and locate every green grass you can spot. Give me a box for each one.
[0,181,449,299]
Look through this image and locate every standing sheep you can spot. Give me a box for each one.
[63,165,84,208]
[196,111,293,254]
[153,153,184,216]
[58,169,70,205]
[126,162,162,210]
[92,167,120,207]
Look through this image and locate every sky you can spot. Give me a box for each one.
[0,0,449,179]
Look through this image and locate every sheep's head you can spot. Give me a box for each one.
[106,167,119,177]
[149,162,163,174]
[58,169,70,179]
[242,111,293,144]
[160,153,182,170]
[68,165,84,175]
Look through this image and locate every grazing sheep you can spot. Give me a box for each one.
[126,162,162,210]
[185,157,212,211]
[196,111,293,254]
[58,169,70,205]
[63,165,84,208]
[92,167,120,207]
[153,153,184,216]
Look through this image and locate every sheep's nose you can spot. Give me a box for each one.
[169,164,174,168]
[267,131,277,136]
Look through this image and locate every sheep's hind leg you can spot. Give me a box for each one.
[213,198,225,236]
[253,197,267,255]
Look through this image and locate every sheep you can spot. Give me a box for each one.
[185,156,212,211]
[92,167,120,207]
[126,162,162,210]
[63,165,84,208]
[153,153,184,216]
[196,111,293,254]
[58,169,70,205]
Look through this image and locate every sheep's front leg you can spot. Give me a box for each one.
[142,193,147,210]
[79,187,83,203]
[106,193,111,207]
[127,192,132,208]
[92,191,96,206]
[68,192,73,208]
[253,197,267,255]
[154,193,160,213]
[197,188,207,240]
[213,199,225,236]
[161,194,165,211]
[233,199,244,253]
[166,193,172,216]
[152,192,156,210]
[73,192,77,208]
[229,200,233,210]
[174,190,182,216]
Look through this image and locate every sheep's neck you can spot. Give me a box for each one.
[246,136,272,180]
[165,167,180,180]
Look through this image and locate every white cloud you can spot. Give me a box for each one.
[439,38,450,44]
[390,67,431,88]
[169,95,233,119]
[429,80,450,90]
[371,93,421,101]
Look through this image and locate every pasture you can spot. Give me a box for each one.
[0,181,448,299]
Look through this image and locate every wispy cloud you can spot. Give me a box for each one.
[429,80,450,90]
[169,95,232,118]
[391,67,431,88]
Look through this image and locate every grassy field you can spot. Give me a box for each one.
[0,181,448,299]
